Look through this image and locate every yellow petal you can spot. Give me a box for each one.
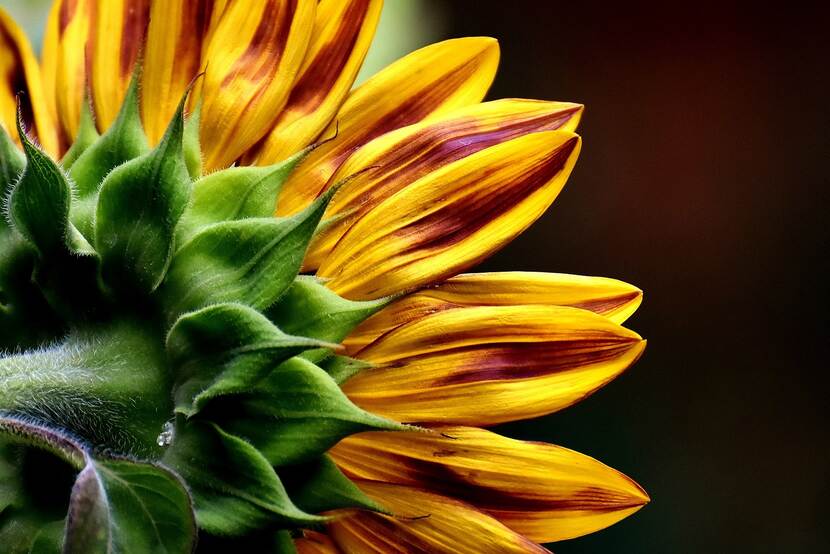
[318,130,580,300]
[295,531,342,554]
[41,0,94,144]
[344,271,642,353]
[275,37,500,216]
[329,481,549,553]
[0,8,60,156]
[342,305,645,425]
[141,0,214,145]
[303,99,582,270]
[250,0,383,165]
[332,427,649,543]
[199,0,316,171]
[89,0,151,131]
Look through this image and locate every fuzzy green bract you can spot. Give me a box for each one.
[0,80,399,553]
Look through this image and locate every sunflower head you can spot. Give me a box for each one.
[0,1,648,552]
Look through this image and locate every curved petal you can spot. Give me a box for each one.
[342,305,645,425]
[250,0,383,165]
[41,0,94,144]
[0,8,60,155]
[332,427,649,542]
[304,99,583,270]
[328,481,549,553]
[344,272,642,353]
[141,0,214,144]
[318,131,580,300]
[295,531,343,554]
[89,0,151,131]
[199,0,316,171]
[275,37,500,216]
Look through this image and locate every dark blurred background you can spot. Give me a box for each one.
[440,2,829,552]
[4,1,828,551]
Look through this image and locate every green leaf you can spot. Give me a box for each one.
[0,509,64,554]
[68,70,149,239]
[95,92,192,295]
[213,357,404,467]
[68,69,148,198]
[161,187,335,316]
[183,102,202,180]
[64,458,196,554]
[7,116,73,256]
[267,276,388,350]
[61,100,100,170]
[163,421,323,536]
[0,126,24,208]
[176,147,309,244]
[319,355,373,385]
[167,303,331,417]
[281,455,383,515]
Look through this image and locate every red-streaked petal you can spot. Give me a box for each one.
[275,37,500,216]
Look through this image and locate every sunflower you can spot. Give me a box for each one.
[0,1,648,552]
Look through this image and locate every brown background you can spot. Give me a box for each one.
[433,1,829,552]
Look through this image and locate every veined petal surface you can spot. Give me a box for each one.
[343,305,645,425]
[0,8,59,155]
[199,0,316,171]
[275,37,500,215]
[345,272,642,353]
[89,0,151,131]
[318,131,581,300]
[304,99,583,269]
[141,0,214,145]
[295,531,342,554]
[41,0,93,144]
[332,426,649,542]
[329,481,549,553]
[252,0,383,165]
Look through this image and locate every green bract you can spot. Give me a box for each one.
[0,80,402,553]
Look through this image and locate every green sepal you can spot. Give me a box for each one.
[95,91,192,296]
[212,357,404,467]
[183,102,202,180]
[0,126,24,208]
[267,275,388,348]
[0,509,64,554]
[319,355,373,385]
[176,147,310,244]
[68,70,148,239]
[163,420,324,536]
[68,68,148,197]
[161,187,335,317]
[7,117,75,256]
[281,455,385,515]
[64,458,196,554]
[60,99,100,170]
[166,302,332,417]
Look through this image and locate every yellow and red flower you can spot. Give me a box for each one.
[1,1,648,551]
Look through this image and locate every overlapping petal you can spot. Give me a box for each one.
[0,8,60,155]
[199,0,316,171]
[328,481,549,553]
[89,0,151,132]
[41,0,93,144]
[345,272,642,353]
[275,37,501,215]
[303,99,583,269]
[342,305,645,425]
[317,131,580,300]
[332,426,649,542]
[251,0,383,165]
[141,0,215,145]
[295,531,343,554]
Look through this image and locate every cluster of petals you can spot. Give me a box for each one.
[0,1,648,550]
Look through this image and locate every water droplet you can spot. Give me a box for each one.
[156,421,174,447]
